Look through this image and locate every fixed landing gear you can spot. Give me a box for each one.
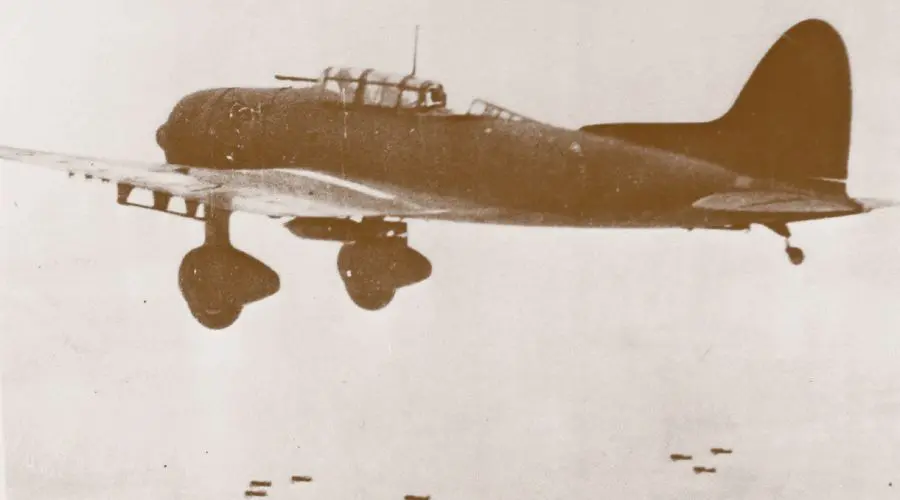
[178,246,244,329]
[287,216,434,310]
[763,222,805,266]
[177,203,280,329]
[336,237,432,311]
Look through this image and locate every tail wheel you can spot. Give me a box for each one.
[786,246,805,266]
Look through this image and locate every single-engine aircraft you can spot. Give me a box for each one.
[0,19,895,330]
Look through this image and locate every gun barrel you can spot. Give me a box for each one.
[274,74,320,83]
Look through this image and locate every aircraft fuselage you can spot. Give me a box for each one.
[155,85,770,228]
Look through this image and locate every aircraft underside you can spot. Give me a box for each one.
[3,140,874,332]
[112,182,856,330]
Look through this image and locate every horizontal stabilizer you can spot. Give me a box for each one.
[693,191,861,214]
[856,197,900,212]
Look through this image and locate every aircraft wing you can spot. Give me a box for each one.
[0,145,504,221]
[692,190,864,216]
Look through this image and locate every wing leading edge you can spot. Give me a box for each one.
[0,145,503,221]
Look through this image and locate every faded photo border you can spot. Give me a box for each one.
[2,1,900,499]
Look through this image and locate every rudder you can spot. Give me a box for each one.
[581,19,852,194]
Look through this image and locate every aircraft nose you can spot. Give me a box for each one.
[156,123,168,149]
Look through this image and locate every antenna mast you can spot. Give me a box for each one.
[411,25,420,76]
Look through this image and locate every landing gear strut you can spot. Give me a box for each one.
[763,222,805,265]
[177,200,280,329]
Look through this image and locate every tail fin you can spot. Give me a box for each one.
[581,19,852,195]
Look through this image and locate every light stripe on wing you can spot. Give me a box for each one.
[271,168,398,201]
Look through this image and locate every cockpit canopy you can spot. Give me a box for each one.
[318,66,448,111]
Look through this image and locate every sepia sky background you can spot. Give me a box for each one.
[2,0,900,499]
